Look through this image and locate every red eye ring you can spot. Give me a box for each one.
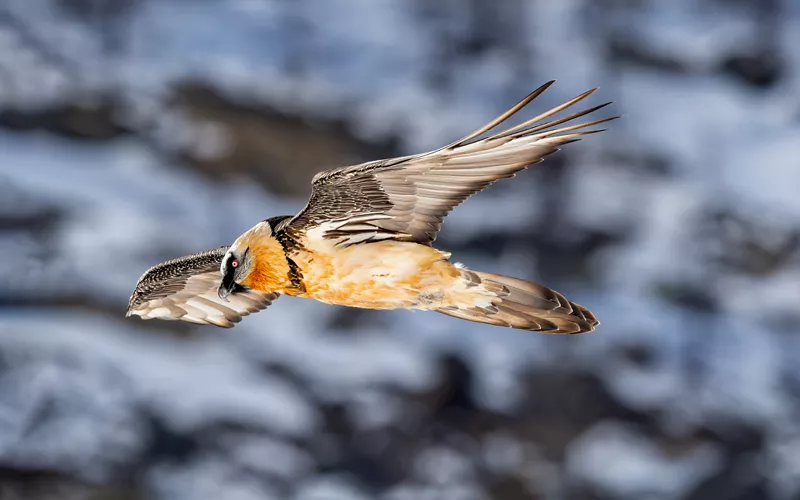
[231,259,239,268]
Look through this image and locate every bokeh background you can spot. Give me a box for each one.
[1,0,800,499]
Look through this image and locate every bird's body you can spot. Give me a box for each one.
[127,81,615,333]
[240,227,466,310]
[279,237,459,310]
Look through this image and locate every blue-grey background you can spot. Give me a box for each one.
[1,0,799,499]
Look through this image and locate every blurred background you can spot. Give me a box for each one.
[1,0,800,499]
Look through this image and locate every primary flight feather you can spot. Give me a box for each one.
[127,81,616,333]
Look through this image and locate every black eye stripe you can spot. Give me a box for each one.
[224,248,248,276]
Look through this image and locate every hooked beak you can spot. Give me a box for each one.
[218,273,235,301]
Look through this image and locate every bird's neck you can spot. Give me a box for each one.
[239,234,292,294]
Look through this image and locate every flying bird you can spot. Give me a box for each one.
[127,81,615,333]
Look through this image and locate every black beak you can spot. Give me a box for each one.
[218,272,235,301]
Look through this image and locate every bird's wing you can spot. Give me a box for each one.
[289,81,616,246]
[126,246,279,328]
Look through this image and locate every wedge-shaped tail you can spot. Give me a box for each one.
[437,271,598,334]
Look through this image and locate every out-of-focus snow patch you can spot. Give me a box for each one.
[0,343,145,482]
[0,314,319,438]
[383,482,489,500]
[619,1,759,71]
[480,432,526,475]
[601,179,707,291]
[293,475,371,500]
[225,434,314,481]
[249,319,436,396]
[587,296,790,431]
[566,161,660,234]
[0,131,292,304]
[413,445,475,485]
[526,0,605,86]
[148,455,281,500]
[567,421,723,500]
[618,73,761,171]
[766,424,800,499]
[721,128,800,218]
[719,270,800,329]
[691,319,787,427]
[346,388,404,431]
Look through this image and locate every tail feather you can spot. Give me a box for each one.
[437,271,598,334]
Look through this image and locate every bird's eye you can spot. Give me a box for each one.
[231,259,239,268]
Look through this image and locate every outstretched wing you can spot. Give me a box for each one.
[289,81,616,246]
[126,246,279,328]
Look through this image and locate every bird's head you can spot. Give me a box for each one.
[218,245,253,300]
[218,220,286,300]
[218,222,269,300]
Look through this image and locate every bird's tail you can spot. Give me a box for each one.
[437,270,598,334]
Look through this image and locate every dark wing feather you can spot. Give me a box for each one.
[126,246,279,328]
[289,81,617,246]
